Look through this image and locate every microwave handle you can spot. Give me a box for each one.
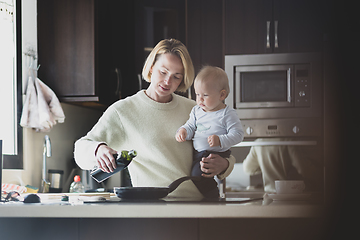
[287,68,291,103]
[266,21,271,49]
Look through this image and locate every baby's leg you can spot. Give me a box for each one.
[191,151,206,176]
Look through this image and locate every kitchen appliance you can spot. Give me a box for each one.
[48,169,63,193]
[114,176,201,200]
[225,52,322,138]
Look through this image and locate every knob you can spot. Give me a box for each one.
[246,127,254,135]
[292,126,300,134]
[299,91,306,97]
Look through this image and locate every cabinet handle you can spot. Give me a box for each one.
[137,74,142,91]
[274,20,279,48]
[287,68,291,103]
[266,21,271,48]
[115,68,122,99]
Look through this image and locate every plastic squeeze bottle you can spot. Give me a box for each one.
[69,175,85,193]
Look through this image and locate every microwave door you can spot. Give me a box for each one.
[235,65,294,108]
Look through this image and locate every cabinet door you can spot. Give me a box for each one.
[134,0,186,88]
[38,0,96,98]
[187,0,223,71]
[224,0,272,55]
[272,0,324,53]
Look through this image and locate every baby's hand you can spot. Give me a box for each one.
[208,135,221,147]
[176,128,187,142]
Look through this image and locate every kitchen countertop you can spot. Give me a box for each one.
[0,193,325,219]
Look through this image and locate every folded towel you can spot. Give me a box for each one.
[20,70,65,132]
[2,183,27,194]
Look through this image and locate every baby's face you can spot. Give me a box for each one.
[194,81,225,112]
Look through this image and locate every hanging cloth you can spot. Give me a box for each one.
[20,69,65,132]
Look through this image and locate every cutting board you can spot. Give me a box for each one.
[37,192,112,200]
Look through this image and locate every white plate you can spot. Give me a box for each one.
[268,193,311,201]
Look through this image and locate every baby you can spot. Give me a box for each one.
[176,66,244,198]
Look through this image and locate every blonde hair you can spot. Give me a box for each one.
[142,39,195,93]
[195,66,230,97]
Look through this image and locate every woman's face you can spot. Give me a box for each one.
[147,53,184,103]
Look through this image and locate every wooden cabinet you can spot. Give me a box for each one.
[37,0,326,108]
[224,0,325,55]
[37,0,138,108]
[186,0,223,99]
[133,0,186,90]
[187,0,223,72]
[38,0,187,107]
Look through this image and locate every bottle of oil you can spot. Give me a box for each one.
[90,150,137,183]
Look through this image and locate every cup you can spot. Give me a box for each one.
[275,180,305,194]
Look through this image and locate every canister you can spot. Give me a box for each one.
[48,169,64,193]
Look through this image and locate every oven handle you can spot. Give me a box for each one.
[287,68,291,103]
[234,140,317,147]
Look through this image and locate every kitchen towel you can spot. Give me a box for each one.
[20,70,65,132]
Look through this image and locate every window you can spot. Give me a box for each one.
[0,0,23,169]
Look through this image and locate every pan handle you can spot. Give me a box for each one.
[168,176,201,194]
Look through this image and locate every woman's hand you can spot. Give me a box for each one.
[200,153,229,178]
[95,144,117,173]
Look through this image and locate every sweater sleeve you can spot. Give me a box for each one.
[217,155,236,180]
[74,105,124,170]
[242,146,262,175]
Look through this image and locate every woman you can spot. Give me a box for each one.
[74,39,235,198]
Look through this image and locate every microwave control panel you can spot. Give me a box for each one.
[294,64,311,107]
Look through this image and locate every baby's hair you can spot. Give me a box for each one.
[195,66,230,97]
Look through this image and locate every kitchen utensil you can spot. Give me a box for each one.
[114,176,201,200]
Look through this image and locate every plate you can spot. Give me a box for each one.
[267,193,311,201]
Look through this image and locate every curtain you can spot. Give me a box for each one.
[0,0,16,154]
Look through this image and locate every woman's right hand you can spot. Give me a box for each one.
[95,144,118,173]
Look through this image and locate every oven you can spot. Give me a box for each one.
[225,52,322,138]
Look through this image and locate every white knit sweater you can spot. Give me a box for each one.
[74,90,234,198]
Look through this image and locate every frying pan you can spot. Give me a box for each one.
[113,176,201,200]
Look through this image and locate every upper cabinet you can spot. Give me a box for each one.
[187,0,223,72]
[133,0,186,90]
[37,0,138,108]
[224,0,325,55]
[37,0,185,107]
[37,0,326,108]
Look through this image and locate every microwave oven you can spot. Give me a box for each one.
[225,53,323,138]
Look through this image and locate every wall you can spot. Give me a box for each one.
[2,0,104,191]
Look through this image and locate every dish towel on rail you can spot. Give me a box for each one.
[20,71,65,132]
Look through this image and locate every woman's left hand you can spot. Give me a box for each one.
[200,153,229,178]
